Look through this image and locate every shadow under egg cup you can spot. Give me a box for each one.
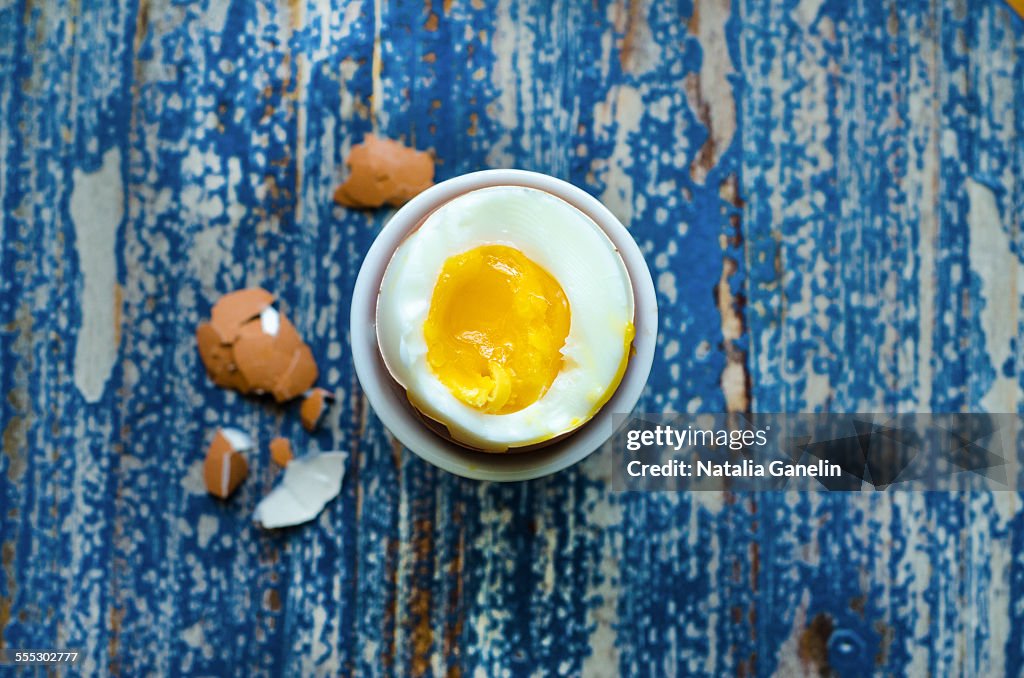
[350,170,658,481]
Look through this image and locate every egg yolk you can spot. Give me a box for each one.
[424,245,570,414]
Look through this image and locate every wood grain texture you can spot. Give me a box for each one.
[1,0,1022,675]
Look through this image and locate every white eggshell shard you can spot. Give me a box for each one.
[259,306,280,336]
[253,451,347,529]
[376,185,635,451]
[220,427,255,452]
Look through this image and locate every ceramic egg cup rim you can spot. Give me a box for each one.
[351,169,658,482]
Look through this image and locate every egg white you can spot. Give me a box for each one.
[376,185,635,451]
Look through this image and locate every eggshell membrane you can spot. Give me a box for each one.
[269,437,294,467]
[334,135,434,209]
[300,388,334,432]
[253,451,348,529]
[376,186,635,452]
[204,428,250,499]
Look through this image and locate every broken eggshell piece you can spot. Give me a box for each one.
[196,288,319,402]
[195,322,249,391]
[204,427,252,499]
[300,387,335,432]
[333,135,434,209]
[209,287,274,343]
[269,436,294,467]
[253,451,347,529]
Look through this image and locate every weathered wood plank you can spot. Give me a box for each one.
[1,0,1023,676]
[742,2,1024,677]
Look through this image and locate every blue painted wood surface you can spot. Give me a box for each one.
[1,0,1023,675]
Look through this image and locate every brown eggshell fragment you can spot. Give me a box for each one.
[333,135,434,209]
[228,313,318,403]
[197,291,319,403]
[209,288,275,343]
[196,322,249,391]
[204,428,251,499]
[300,388,335,432]
[232,315,301,396]
[271,345,319,403]
[269,437,294,467]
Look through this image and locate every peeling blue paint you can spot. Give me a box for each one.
[1,0,1023,676]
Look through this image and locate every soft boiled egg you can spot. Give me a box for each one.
[376,185,635,452]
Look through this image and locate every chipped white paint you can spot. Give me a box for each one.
[717,254,747,412]
[468,495,517,672]
[580,444,624,678]
[906,13,939,412]
[485,0,532,166]
[314,0,363,59]
[753,2,836,411]
[793,0,825,29]
[188,155,244,292]
[610,0,662,75]
[196,514,219,549]
[966,179,1017,412]
[986,493,1017,676]
[371,0,384,129]
[770,589,814,677]
[595,84,643,225]
[201,1,230,34]
[658,270,678,304]
[70,146,123,403]
[303,606,331,676]
[966,492,1012,677]
[182,621,204,649]
[686,0,737,184]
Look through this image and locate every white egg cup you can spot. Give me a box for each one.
[350,170,658,481]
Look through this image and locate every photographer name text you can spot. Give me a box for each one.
[626,458,843,478]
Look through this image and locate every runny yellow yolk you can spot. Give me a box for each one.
[424,245,571,414]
